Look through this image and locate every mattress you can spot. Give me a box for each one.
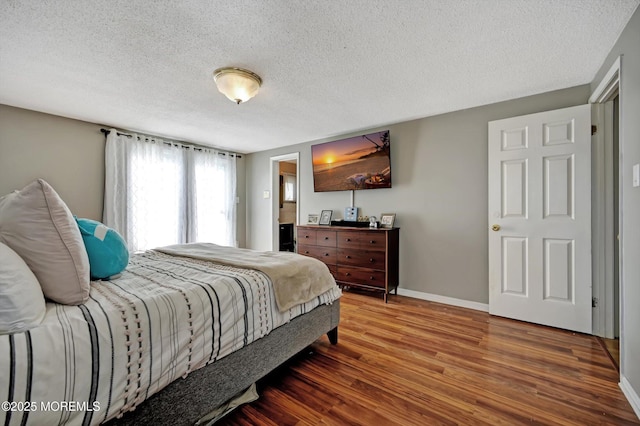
[0,249,341,425]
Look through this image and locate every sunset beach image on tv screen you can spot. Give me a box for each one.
[311,130,391,192]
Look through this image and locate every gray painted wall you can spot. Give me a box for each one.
[591,5,640,408]
[0,105,105,219]
[0,104,247,246]
[245,85,589,304]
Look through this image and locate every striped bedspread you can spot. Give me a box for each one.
[0,249,341,425]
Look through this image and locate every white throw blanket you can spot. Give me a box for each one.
[156,243,337,312]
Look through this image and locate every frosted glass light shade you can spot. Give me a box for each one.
[213,67,262,104]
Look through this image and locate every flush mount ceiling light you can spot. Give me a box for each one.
[213,67,262,104]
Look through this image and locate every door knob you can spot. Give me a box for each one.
[491,224,501,232]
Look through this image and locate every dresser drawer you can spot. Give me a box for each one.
[316,230,337,247]
[297,228,317,245]
[337,231,385,251]
[337,266,385,288]
[338,249,386,270]
[297,245,337,264]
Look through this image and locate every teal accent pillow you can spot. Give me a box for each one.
[75,218,129,280]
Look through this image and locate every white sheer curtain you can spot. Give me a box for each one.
[104,129,237,252]
[188,148,237,246]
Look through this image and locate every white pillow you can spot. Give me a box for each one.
[0,242,46,334]
[0,179,90,305]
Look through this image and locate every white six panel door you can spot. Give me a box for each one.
[488,104,591,333]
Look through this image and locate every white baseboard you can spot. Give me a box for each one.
[396,288,489,312]
[620,375,640,420]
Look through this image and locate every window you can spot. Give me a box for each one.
[282,173,296,202]
[128,144,186,251]
[104,131,237,252]
[192,149,237,246]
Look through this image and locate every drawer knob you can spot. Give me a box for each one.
[370,240,375,244]
[345,272,351,276]
[324,236,329,240]
[305,251,309,254]
[369,258,374,263]
[346,238,351,242]
[324,253,329,256]
[305,235,309,238]
[370,276,374,280]
[346,255,351,259]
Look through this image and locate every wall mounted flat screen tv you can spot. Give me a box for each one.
[312,130,391,192]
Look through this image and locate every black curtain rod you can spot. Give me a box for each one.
[100,128,242,158]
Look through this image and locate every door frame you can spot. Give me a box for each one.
[590,56,622,340]
[269,152,300,251]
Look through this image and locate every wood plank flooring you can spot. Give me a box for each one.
[221,291,638,425]
[599,337,620,371]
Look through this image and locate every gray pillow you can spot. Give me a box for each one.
[0,242,46,334]
[0,179,90,305]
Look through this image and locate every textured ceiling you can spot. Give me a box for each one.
[1,1,638,153]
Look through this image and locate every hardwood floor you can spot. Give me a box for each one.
[599,337,621,371]
[221,291,639,425]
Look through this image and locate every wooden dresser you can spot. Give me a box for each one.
[296,225,399,302]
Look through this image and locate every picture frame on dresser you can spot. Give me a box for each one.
[308,214,320,225]
[344,206,358,222]
[380,213,396,228]
[319,210,333,225]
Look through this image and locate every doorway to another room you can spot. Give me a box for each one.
[590,57,621,371]
[278,160,297,251]
[269,153,299,253]
[595,94,621,370]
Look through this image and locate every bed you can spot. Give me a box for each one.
[0,243,341,426]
